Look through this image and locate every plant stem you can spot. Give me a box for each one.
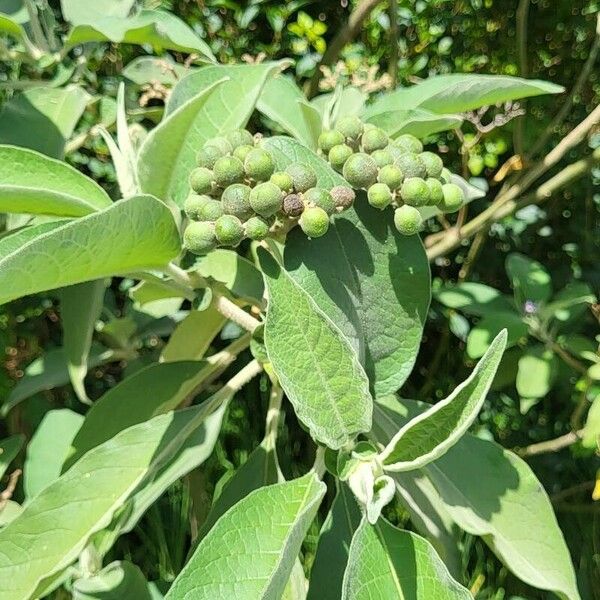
[516,430,582,457]
[312,445,327,479]
[264,383,283,452]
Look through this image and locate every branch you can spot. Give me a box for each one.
[516,430,582,457]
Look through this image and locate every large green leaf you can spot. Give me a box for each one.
[0,435,24,480]
[262,136,431,395]
[466,311,527,359]
[380,330,506,471]
[505,252,553,306]
[342,518,471,600]
[516,344,557,399]
[364,74,563,117]
[365,108,462,138]
[72,560,152,600]
[165,473,325,600]
[123,56,191,85]
[434,282,514,317]
[259,249,372,449]
[0,145,112,217]
[0,194,181,306]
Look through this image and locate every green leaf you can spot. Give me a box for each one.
[581,395,600,449]
[65,10,215,60]
[364,74,563,117]
[505,252,552,306]
[342,518,471,600]
[434,282,514,316]
[0,145,112,217]
[516,345,557,399]
[0,435,24,480]
[263,136,431,395]
[259,249,372,449]
[60,280,106,403]
[0,194,181,306]
[542,281,597,323]
[311,88,367,128]
[61,0,136,22]
[0,11,28,44]
[380,330,506,471]
[24,409,83,498]
[365,108,462,138]
[165,473,325,600]
[123,56,191,86]
[64,360,213,469]
[307,483,361,600]
[466,311,527,359]
[72,560,152,600]
[0,86,90,158]
[0,400,217,599]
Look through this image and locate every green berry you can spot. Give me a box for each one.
[184,193,210,221]
[343,152,378,189]
[204,136,232,156]
[440,168,452,184]
[249,182,282,217]
[189,167,213,194]
[270,171,293,192]
[318,129,345,153]
[330,185,355,211]
[400,177,431,207]
[361,127,389,153]
[328,144,353,172]
[367,183,392,210]
[386,144,406,164]
[394,205,423,236]
[395,134,423,153]
[378,164,404,190]
[244,148,274,181]
[214,214,244,246]
[371,149,393,168]
[304,187,336,215]
[426,178,444,205]
[213,156,244,187]
[285,163,318,193]
[395,153,427,179]
[226,129,254,149]
[419,151,444,178]
[299,206,330,238]
[233,144,254,163]
[244,216,270,240]
[184,221,217,254]
[221,183,253,220]
[336,115,364,140]
[440,183,465,213]
[197,198,223,221]
[196,145,223,169]
[282,193,305,217]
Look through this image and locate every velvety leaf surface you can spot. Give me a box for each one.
[342,519,471,599]
[263,136,431,395]
[0,145,111,216]
[260,249,372,449]
[72,560,152,600]
[165,473,325,600]
[61,0,136,22]
[0,435,24,480]
[380,330,506,471]
[123,56,190,85]
[0,195,181,306]
[365,108,462,138]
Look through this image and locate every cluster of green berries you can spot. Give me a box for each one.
[318,116,465,236]
[183,129,356,254]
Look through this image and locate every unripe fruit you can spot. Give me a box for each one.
[395,152,427,179]
[270,171,293,192]
[282,193,305,217]
[213,156,244,187]
[343,152,378,189]
[244,216,270,240]
[204,136,232,156]
[419,151,444,178]
[189,167,213,194]
[400,177,431,207]
[328,143,353,172]
[233,144,254,163]
[184,221,217,254]
[244,148,274,181]
[249,182,283,217]
[378,164,404,190]
[304,187,336,215]
[196,145,223,169]
[214,214,244,246]
[440,183,465,213]
[440,167,452,184]
[318,129,345,153]
[361,127,389,152]
[395,134,423,153]
[386,144,406,164]
[184,193,210,221]
[285,163,318,193]
[330,185,355,211]
[371,149,393,168]
[226,129,254,149]
[367,183,392,210]
[394,205,423,236]
[299,206,330,238]
[198,198,224,221]
[221,183,253,220]
[336,115,364,140]
[426,178,444,205]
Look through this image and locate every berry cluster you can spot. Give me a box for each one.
[183,129,356,255]
[318,116,465,235]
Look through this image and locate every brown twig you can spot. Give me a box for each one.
[517,430,582,457]
[0,469,21,511]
